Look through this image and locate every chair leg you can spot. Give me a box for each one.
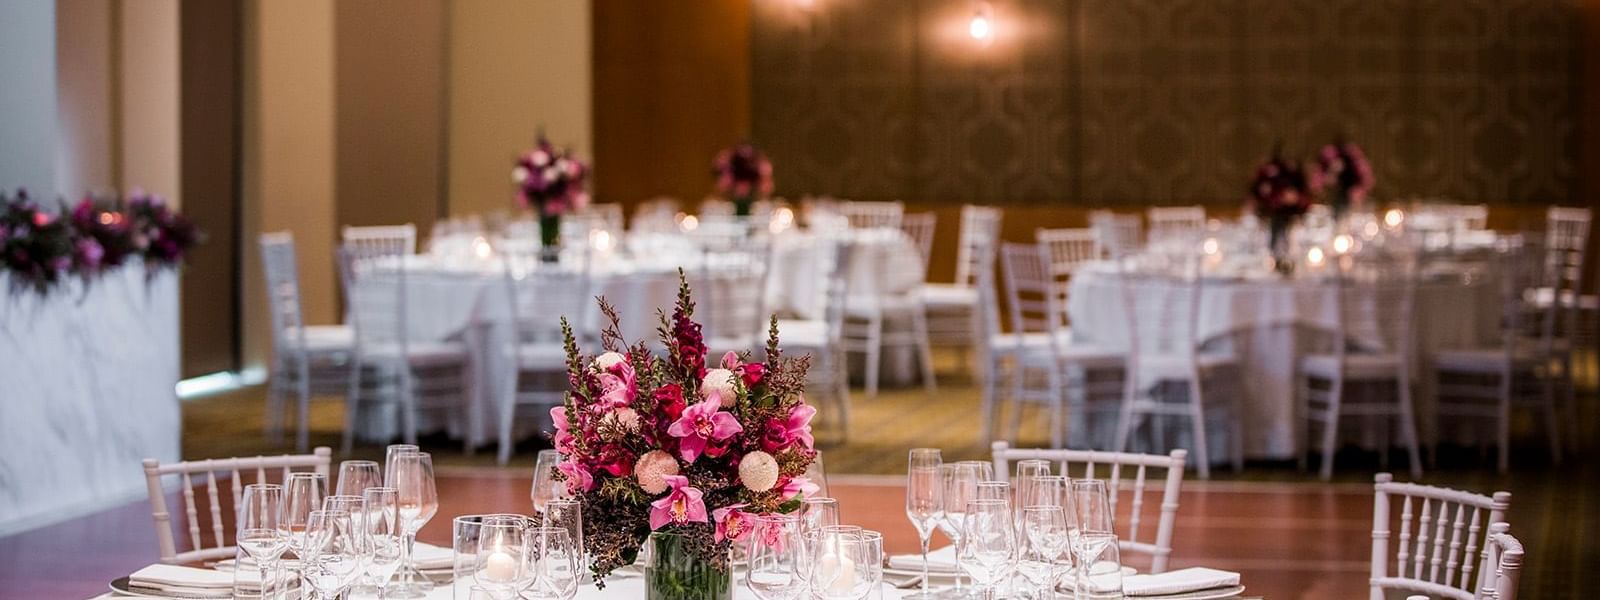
[912,307,938,393]
[1296,374,1310,472]
[498,378,517,466]
[1319,378,1344,481]
[980,354,999,443]
[295,359,313,453]
[401,366,419,446]
[265,376,285,441]
[864,315,883,399]
[1543,373,1563,465]
[1008,364,1032,443]
[1048,369,1066,449]
[835,352,853,442]
[1397,375,1423,480]
[1187,377,1211,480]
[1114,370,1138,453]
[342,358,363,456]
[1498,371,1512,474]
[1229,377,1244,473]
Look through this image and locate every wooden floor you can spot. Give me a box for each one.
[0,468,1556,600]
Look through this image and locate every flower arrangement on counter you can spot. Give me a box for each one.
[551,273,816,597]
[0,188,200,295]
[1315,140,1374,219]
[513,134,589,253]
[711,142,774,218]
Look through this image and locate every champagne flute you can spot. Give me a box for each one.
[527,526,580,600]
[957,499,1015,600]
[474,519,528,600]
[383,444,419,487]
[938,462,982,596]
[903,449,943,600]
[391,451,439,597]
[1012,460,1050,534]
[363,487,403,599]
[237,484,286,600]
[283,472,327,559]
[746,514,804,600]
[531,449,564,515]
[336,460,383,496]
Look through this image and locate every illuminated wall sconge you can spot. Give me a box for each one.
[969,1,995,45]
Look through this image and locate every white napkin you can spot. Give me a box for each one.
[886,545,958,572]
[413,541,454,570]
[129,564,235,590]
[1122,567,1240,596]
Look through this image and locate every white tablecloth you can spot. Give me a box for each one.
[1065,263,1500,459]
[91,577,914,600]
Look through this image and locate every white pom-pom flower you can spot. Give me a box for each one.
[635,450,679,494]
[593,351,626,372]
[701,368,738,407]
[600,407,640,437]
[738,451,780,493]
[512,166,530,183]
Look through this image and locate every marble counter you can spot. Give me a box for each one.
[0,265,180,536]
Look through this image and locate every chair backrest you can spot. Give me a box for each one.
[259,232,308,355]
[632,197,681,234]
[1146,206,1206,244]
[1118,259,1204,361]
[841,200,905,230]
[1036,228,1101,326]
[342,224,417,258]
[1544,206,1591,338]
[991,441,1187,574]
[590,203,625,233]
[503,249,596,349]
[999,243,1063,343]
[953,205,1003,287]
[143,448,332,564]
[898,212,937,277]
[690,240,773,348]
[973,238,1003,354]
[820,241,856,347]
[1089,210,1143,259]
[1329,256,1417,363]
[1475,523,1523,600]
[339,245,408,349]
[1369,472,1512,600]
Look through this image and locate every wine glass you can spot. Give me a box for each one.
[303,509,363,600]
[531,449,564,515]
[808,527,872,600]
[938,462,984,595]
[336,460,383,496]
[1013,460,1050,533]
[362,487,403,599]
[746,514,804,600]
[322,495,371,591]
[1021,505,1069,599]
[473,519,528,600]
[903,449,943,600]
[383,444,419,487]
[859,530,885,600]
[1070,479,1115,536]
[1075,532,1125,599]
[390,451,439,597]
[957,499,1015,600]
[805,450,830,497]
[283,472,327,560]
[237,484,286,600]
[955,460,994,481]
[526,526,580,600]
[543,499,585,570]
[975,481,1010,503]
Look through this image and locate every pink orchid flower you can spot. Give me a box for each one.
[557,460,594,493]
[779,476,820,500]
[667,397,743,462]
[712,503,753,543]
[762,404,816,453]
[550,406,574,453]
[648,475,708,530]
[595,373,633,408]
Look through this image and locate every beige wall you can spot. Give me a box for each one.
[240,0,337,369]
[55,0,117,196]
[117,0,180,206]
[447,0,592,217]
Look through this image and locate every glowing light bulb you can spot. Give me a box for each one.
[591,229,613,251]
[1362,221,1381,239]
[968,2,994,43]
[680,215,699,232]
[1384,208,1404,228]
[1332,234,1353,255]
[472,236,492,259]
[1202,237,1220,255]
[1307,246,1325,266]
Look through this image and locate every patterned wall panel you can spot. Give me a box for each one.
[751,0,1579,206]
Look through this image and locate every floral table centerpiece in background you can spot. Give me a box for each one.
[1,188,197,295]
[1248,150,1319,274]
[711,142,774,218]
[552,274,817,600]
[514,135,589,261]
[1315,140,1373,221]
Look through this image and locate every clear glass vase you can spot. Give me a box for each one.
[643,532,731,600]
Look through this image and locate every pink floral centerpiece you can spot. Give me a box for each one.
[551,273,817,599]
[513,135,589,258]
[1315,140,1374,220]
[711,142,774,218]
[1248,148,1321,272]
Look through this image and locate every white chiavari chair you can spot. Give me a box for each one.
[1433,240,1563,472]
[997,243,1124,448]
[1442,204,1490,232]
[991,442,1187,574]
[631,197,681,234]
[777,241,855,440]
[338,246,471,454]
[142,448,332,564]
[899,212,937,278]
[1539,206,1591,439]
[691,239,774,356]
[499,247,596,465]
[841,200,905,230]
[590,202,625,233]
[1036,227,1101,320]
[1298,257,1424,480]
[842,236,938,397]
[342,224,417,258]
[1089,209,1143,259]
[1369,473,1512,600]
[1146,206,1206,245]
[924,206,1003,371]
[1476,523,1524,600]
[1113,259,1242,479]
[260,233,353,452]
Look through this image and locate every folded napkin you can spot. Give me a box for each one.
[1123,567,1240,596]
[413,541,454,570]
[886,545,958,572]
[129,564,235,590]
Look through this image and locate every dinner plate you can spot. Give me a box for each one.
[107,576,233,599]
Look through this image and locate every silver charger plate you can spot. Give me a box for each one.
[107,576,233,599]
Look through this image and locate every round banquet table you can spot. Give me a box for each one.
[1065,260,1501,460]
[350,228,923,446]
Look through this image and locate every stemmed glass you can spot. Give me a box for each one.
[808,526,874,600]
[904,449,943,600]
[1020,506,1069,600]
[543,499,585,571]
[391,451,439,597]
[323,494,372,593]
[473,518,528,600]
[1012,460,1050,532]
[938,462,983,596]
[531,449,565,515]
[237,483,286,600]
[859,530,885,600]
[805,450,830,497]
[956,499,1015,600]
[1074,532,1125,599]
[955,460,994,481]
[303,509,363,600]
[975,481,1010,503]
[362,487,404,599]
[336,460,383,496]
[1070,479,1115,537]
[283,472,327,560]
[383,444,419,487]
[746,514,805,600]
[526,526,580,600]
